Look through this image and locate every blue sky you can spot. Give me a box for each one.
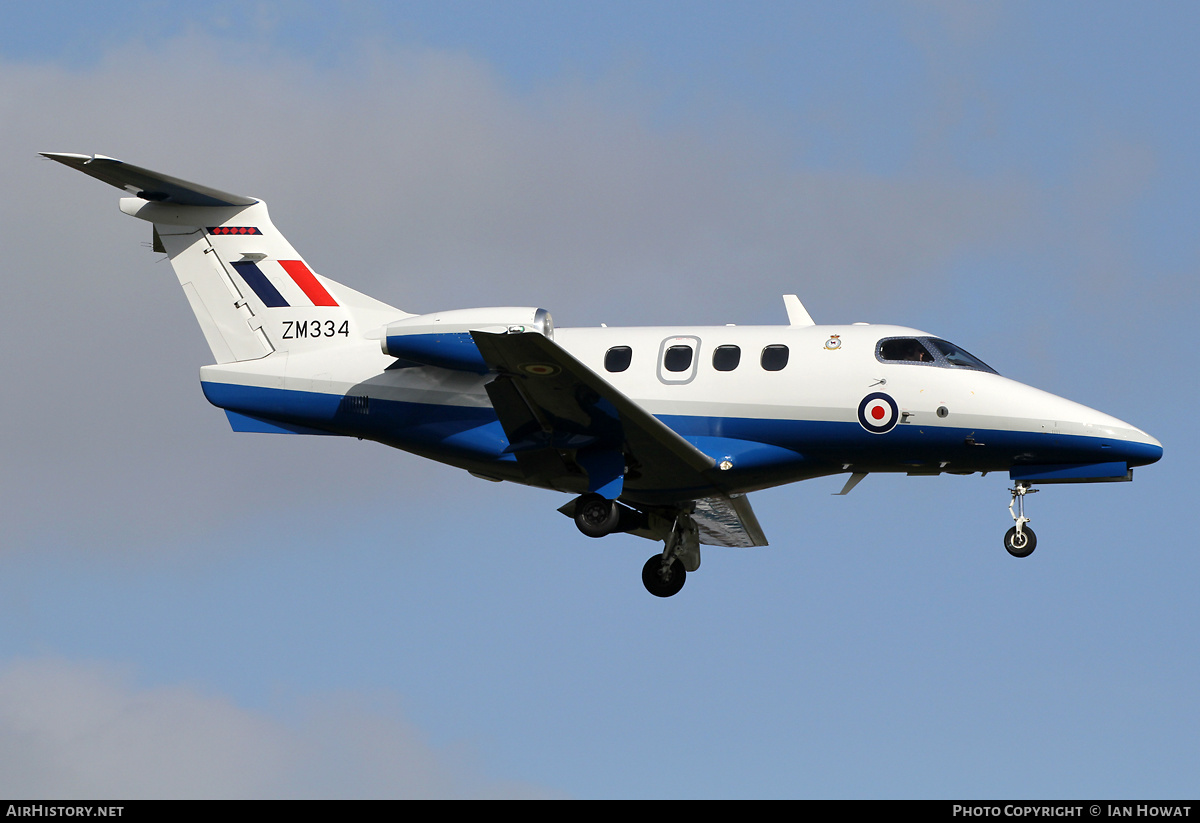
[0,1,1196,798]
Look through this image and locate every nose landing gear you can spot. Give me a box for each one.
[1005,482,1038,557]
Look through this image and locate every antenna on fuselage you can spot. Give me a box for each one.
[783,294,815,327]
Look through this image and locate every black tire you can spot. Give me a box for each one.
[574,493,620,538]
[642,554,686,597]
[1004,525,1037,558]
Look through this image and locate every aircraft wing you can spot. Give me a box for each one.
[472,330,721,503]
[40,153,257,207]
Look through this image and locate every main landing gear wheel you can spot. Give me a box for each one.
[574,493,620,538]
[1004,526,1037,558]
[642,554,686,598]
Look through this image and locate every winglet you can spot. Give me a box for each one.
[40,152,257,207]
[783,294,815,326]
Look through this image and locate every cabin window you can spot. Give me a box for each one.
[712,345,741,371]
[605,346,633,373]
[664,345,694,372]
[761,345,789,371]
[657,335,702,385]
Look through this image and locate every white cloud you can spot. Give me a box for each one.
[0,658,553,798]
[0,659,287,798]
[4,33,1036,320]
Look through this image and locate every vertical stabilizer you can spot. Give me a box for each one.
[42,153,407,364]
[120,198,403,363]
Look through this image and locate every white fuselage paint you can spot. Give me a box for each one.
[199,319,1161,499]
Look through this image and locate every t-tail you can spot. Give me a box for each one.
[40,152,407,364]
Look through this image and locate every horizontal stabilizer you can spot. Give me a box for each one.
[40,153,257,207]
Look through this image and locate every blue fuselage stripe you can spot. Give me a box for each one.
[199,382,1162,483]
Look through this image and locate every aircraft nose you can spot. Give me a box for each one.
[1074,409,1163,468]
[1120,428,1163,468]
[1009,380,1164,469]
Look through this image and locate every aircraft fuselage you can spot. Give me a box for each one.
[198,321,1162,505]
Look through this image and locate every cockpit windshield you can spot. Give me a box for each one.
[925,338,996,373]
[876,336,998,374]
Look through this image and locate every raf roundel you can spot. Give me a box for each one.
[519,362,560,377]
[858,392,899,434]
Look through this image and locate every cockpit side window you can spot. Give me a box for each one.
[878,338,935,363]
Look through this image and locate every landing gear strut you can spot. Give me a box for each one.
[566,495,700,597]
[642,511,700,598]
[1005,482,1038,557]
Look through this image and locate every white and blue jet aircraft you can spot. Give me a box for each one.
[45,152,1163,597]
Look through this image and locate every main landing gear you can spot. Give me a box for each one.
[573,493,621,538]
[642,554,686,598]
[1005,482,1038,558]
[570,494,699,597]
[642,512,700,598]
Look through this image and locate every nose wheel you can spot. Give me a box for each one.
[1005,482,1038,557]
[1004,524,1037,557]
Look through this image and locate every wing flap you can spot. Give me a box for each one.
[483,373,579,486]
[693,495,769,547]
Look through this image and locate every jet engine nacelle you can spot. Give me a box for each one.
[381,307,553,372]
